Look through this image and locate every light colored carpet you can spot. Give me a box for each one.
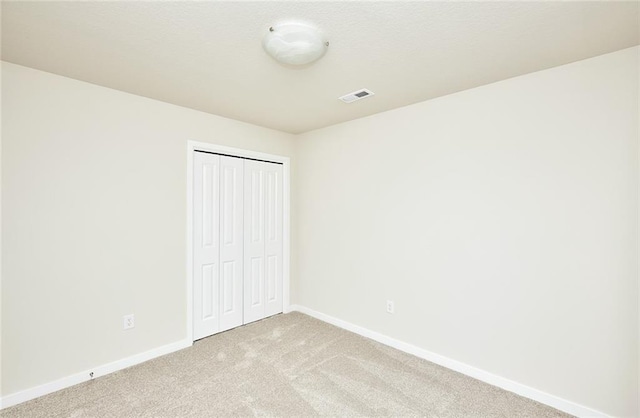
[1,312,572,417]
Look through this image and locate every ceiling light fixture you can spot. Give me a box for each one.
[262,22,329,66]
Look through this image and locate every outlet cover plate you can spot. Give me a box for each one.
[386,300,395,314]
[123,314,135,330]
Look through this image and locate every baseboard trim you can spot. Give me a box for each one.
[289,304,608,418]
[1,338,192,410]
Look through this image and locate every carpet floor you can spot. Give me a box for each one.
[1,312,572,417]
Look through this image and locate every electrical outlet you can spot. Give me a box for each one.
[123,314,135,330]
[386,300,395,314]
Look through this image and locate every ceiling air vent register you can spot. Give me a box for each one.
[339,89,375,103]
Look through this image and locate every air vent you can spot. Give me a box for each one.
[339,89,375,103]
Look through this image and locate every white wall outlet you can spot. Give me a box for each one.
[123,314,135,330]
[386,300,395,314]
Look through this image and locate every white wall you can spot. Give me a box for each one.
[294,47,639,417]
[0,62,295,396]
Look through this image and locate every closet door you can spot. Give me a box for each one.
[244,160,265,324]
[194,151,284,338]
[193,152,221,340]
[244,160,283,324]
[218,156,244,332]
[264,163,283,317]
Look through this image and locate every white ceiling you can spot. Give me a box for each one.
[2,1,638,134]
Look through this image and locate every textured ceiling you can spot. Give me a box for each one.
[2,1,639,134]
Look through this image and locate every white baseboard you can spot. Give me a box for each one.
[289,304,608,418]
[1,338,192,410]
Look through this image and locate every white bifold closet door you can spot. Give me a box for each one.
[193,151,283,341]
[244,160,283,324]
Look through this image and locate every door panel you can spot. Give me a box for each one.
[219,156,244,332]
[244,160,283,324]
[244,161,266,324]
[193,152,220,340]
[264,164,283,317]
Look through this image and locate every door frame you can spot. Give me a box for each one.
[186,140,291,343]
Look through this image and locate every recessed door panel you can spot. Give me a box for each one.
[267,255,277,302]
[222,166,235,246]
[251,171,264,243]
[202,163,216,248]
[202,263,218,319]
[251,257,264,306]
[222,261,235,313]
[266,171,278,242]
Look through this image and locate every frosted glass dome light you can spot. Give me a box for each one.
[262,23,328,66]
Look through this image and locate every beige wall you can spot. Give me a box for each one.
[2,47,639,417]
[295,47,639,417]
[0,62,295,395]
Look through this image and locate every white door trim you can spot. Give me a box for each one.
[186,140,291,343]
